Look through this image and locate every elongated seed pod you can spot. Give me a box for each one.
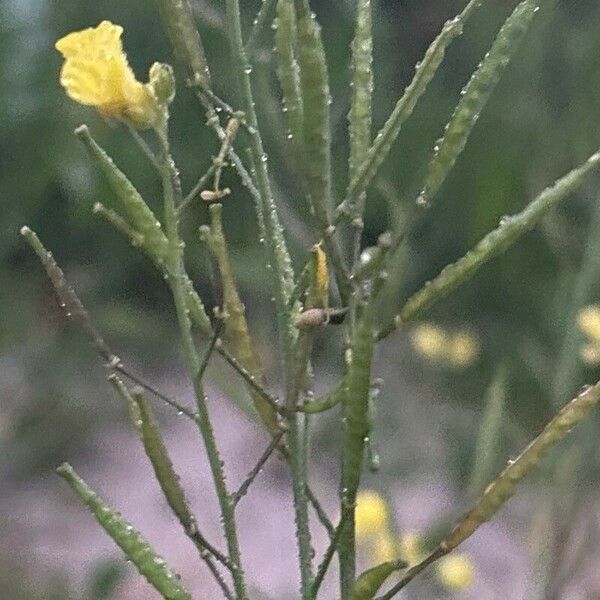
[275,0,304,150]
[419,0,540,205]
[347,0,373,219]
[155,0,211,87]
[348,559,407,600]
[75,125,169,262]
[57,463,192,600]
[337,0,486,220]
[398,149,600,324]
[132,391,195,527]
[20,227,115,364]
[200,204,282,438]
[443,380,600,551]
[295,0,332,210]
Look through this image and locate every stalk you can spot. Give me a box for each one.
[157,123,248,600]
[224,1,314,596]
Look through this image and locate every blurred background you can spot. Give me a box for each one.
[2,0,600,598]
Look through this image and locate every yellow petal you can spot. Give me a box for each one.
[55,21,156,127]
[410,323,448,360]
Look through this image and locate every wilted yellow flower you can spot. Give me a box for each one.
[410,323,479,367]
[355,490,390,538]
[398,531,426,567]
[55,21,157,127]
[436,553,474,591]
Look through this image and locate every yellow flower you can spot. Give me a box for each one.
[355,490,390,538]
[436,553,474,591]
[55,21,157,127]
[448,331,479,367]
[577,305,600,342]
[410,324,447,360]
[373,531,399,563]
[398,531,426,567]
[577,305,600,365]
[410,323,479,367]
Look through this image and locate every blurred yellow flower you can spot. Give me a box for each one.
[435,553,474,591]
[55,21,156,127]
[373,531,399,563]
[355,490,390,538]
[577,305,600,365]
[398,530,426,567]
[410,323,479,367]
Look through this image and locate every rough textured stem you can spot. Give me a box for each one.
[377,381,600,599]
[379,149,600,338]
[336,0,486,220]
[418,0,540,205]
[155,0,211,87]
[158,129,248,599]
[200,203,283,438]
[224,2,315,597]
[57,463,192,600]
[339,313,376,596]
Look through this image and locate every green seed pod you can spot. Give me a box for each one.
[154,0,210,88]
[75,125,169,263]
[419,0,540,205]
[274,0,304,151]
[348,559,407,600]
[337,0,486,220]
[347,0,373,219]
[57,463,192,600]
[295,0,332,212]
[399,149,600,324]
[443,381,600,552]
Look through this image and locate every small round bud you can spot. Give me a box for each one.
[149,62,176,106]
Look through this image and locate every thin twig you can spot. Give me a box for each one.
[180,162,218,211]
[196,320,223,386]
[114,364,197,420]
[375,548,445,600]
[306,485,335,538]
[232,430,286,506]
[126,124,161,172]
[311,506,352,597]
[217,342,287,416]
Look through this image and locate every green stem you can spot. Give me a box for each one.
[158,125,248,600]
[224,1,314,596]
[339,310,376,596]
